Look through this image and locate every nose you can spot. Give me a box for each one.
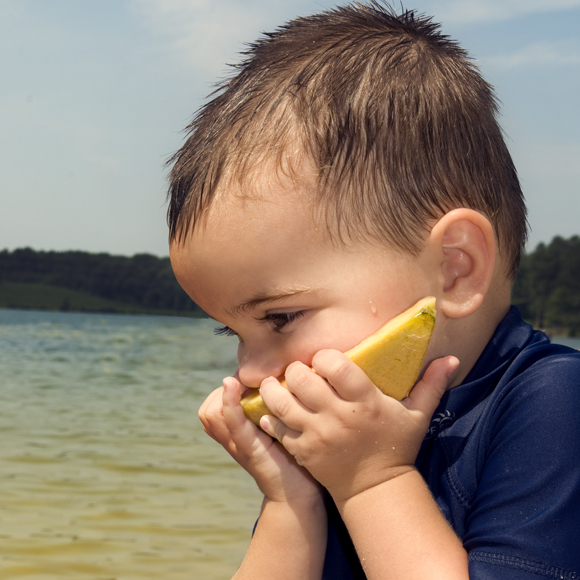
[236,343,286,389]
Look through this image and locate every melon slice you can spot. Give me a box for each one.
[240,296,436,426]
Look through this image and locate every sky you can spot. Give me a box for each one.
[1,0,579,258]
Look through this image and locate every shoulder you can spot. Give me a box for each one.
[493,341,580,420]
[465,344,580,575]
[481,341,580,454]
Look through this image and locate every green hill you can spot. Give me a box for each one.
[512,235,580,335]
[2,236,579,330]
[0,248,203,317]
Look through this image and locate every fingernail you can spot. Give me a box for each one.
[260,416,270,431]
[260,376,276,388]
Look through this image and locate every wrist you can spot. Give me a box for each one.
[262,486,326,513]
[239,491,328,580]
[329,464,417,507]
[332,469,468,579]
[335,468,431,526]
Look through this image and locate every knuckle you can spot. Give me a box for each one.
[273,396,292,418]
[261,381,294,419]
[294,448,311,467]
[285,361,310,385]
[313,350,352,380]
[287,434,312,464]
[271,421,287,445]
[198,403,212,424]
[199,401,224,430]
[329,357,355,383]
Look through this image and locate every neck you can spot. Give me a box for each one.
[432,284,512,389]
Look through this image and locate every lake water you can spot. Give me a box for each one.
[548,334,580,350]
[0,309,262,579]
[1,309,578,578]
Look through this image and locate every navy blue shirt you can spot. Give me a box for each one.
[323,307,580,579]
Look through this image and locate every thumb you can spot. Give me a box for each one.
[403,356,459,419]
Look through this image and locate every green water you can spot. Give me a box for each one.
[2,309,577,578]
[0,309,262,579]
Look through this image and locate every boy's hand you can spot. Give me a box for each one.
[198,377,322,505]
[259,352,459,503]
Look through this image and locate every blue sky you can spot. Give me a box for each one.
[1,0,579,257]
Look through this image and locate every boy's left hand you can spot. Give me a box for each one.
[259,351,459,503]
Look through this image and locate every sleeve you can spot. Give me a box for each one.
[463,353,580,579]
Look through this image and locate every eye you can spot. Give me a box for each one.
[260,311,305,333]
[213,325,239,338]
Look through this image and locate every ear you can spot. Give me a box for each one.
[427,209,496,319]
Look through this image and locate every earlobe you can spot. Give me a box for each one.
[429,209,496,319]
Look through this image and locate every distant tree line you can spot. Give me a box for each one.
[512,235,580,335]
[0,247,203,315]
[2,237,579,330]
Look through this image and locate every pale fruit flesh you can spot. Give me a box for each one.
[240,297,436,426]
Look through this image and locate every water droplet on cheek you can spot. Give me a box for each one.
[369,300,378,315]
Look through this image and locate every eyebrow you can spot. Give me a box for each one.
[229,288,312,316]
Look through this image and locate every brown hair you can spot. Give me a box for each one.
[167,1,528,277]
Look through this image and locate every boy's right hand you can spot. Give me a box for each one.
[198,377,323,505]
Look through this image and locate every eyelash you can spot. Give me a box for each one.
[260,311,305,332]
[213,326,239,337]
[213,311,305,337]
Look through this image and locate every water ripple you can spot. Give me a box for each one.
[0,309,261,579]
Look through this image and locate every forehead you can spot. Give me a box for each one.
[169,168,423,321]
[211,181,318,239]
[169,183,331,311]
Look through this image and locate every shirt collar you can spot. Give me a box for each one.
[423,306,541,440]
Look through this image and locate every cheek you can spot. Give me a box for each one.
[280,338,321,368]
[291,311,378,360]
[236,340,250,366]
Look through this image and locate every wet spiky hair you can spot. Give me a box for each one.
[167,1,528,277]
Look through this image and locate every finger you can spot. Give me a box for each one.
[260,413,301,456]
[222,377,270,449]
[198,385,222,423]
[283,361,335,413]
[311,349,376,402]
[260,376,303,423]
[198,386,226,442]
[404,356,459,418]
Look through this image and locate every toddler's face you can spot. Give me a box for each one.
[171,190,431,389]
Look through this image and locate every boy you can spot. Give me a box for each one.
[168,4,580,579]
